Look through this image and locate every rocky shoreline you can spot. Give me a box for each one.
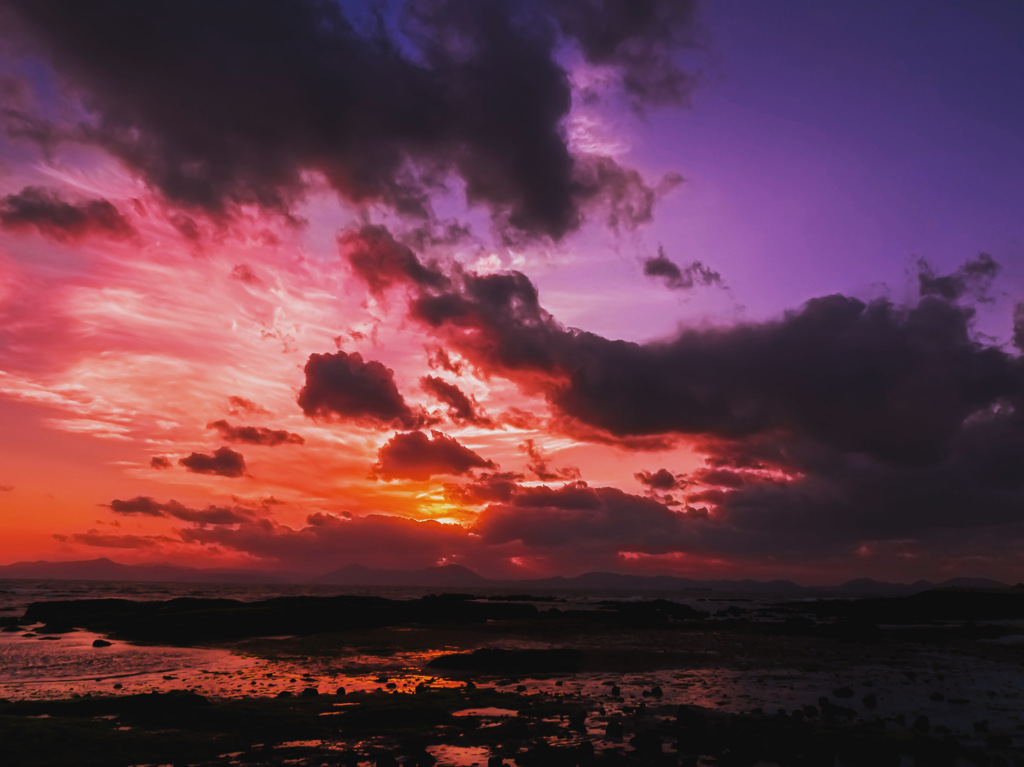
[2,589,1024,765]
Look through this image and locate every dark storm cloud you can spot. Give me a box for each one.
[373,430,496,481]
[420,375,492,427]
[108,497,164,516]
[207,420,305,447]
[68,532,165,549]
[298,351,422,429]
[917,253,1000,302]
[520,438,581,481]
[149,456,172,470]
[2,0,696,240]
[0,186,135,242]
[425,345,465,375]
[473,483,692,550]
[227,396,270,416]
[635,468,686,491]
[179,511,471,572]
[544,0,699,106]
[689,411,1024,558]
[402,251,1024,558]
[108,496,252,525]
[178,446,247,478]
[1013,303,1024,351]
[642,247,721,290]
[340,224,448,296]
[444,471,524,505]
[412,262,1020,467]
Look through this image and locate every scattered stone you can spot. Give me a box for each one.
[988,733,1012,749]
[833,685,854,698]
[92,639,112,648]
[301,687,319,697]
[629,730,662,755]
[910,715,931,733]
[929,692,945,702]
[863,693,878,709]
[818,696,855,720]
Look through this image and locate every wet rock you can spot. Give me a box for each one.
[629,730,662,755]
[988,733,1013,749]
[649,685,664,698]
[276,690,293,698]
[929,692,945,702]
[818,696,855,720]
[92,639,112,648]
[403,748,436,767]
[112,683,123,689]
[863,693,878,709]
[336,687,346,696]
[948,698,970,705]
[975,720,990,734]
[375,753,399,767]
[487,756,505,767]
[610,685,621,698]
[37,623,75,634]
[301,686,319,697]
[833,685,854,698]
[910,715,930,733]
[605,718,624,740]
[568,710,587,731]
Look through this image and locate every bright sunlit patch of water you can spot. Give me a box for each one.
[426,744,493,766]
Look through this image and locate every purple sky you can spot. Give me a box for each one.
[0,0,1022,584]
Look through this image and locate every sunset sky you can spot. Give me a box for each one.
[1,0,1023,583]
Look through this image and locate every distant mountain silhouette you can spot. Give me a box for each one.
[836,576,1009,595]
[0,557,1010,595]
[0,557,289,584]
[517,571,807,594]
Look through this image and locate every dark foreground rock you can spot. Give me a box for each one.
[20,593,540,644]
[0,688,1016,767]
